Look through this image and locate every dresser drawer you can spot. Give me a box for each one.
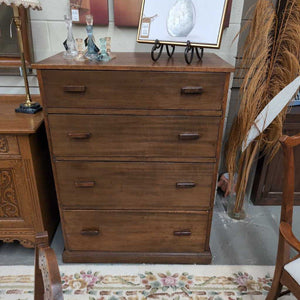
[0,135,19,156]
[49,114,220,158]
[42,70,225,111]
[63,210,209,252]
[55,161,214,209]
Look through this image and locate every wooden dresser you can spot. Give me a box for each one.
[0,96,59,247]
[34,52,233,263]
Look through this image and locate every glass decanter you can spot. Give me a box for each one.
[63,15,77,59]
[85,15,99,61]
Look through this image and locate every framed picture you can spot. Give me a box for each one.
[114,0,142,27]
[0,5,33,74]
[137,0,229,48]
[70,0,109,25]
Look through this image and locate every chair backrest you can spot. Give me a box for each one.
[34,232,64,300]
[266,133,300,300]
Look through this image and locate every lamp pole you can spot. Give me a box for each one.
[13,5,42,114]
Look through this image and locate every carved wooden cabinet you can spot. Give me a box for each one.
[0,96,59,247]
[34,53,233,263]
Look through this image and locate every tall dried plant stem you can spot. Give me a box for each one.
[234,142,259,213]
[226,0,300,214]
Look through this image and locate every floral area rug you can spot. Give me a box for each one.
[0,264,296,300]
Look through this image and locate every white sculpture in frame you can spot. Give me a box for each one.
[137,0,229,48]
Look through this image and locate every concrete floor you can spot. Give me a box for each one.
[0,196,299,266]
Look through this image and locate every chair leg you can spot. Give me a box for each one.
[266,267,283,300]
[34,246,44,300]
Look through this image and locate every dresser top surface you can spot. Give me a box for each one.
[33,52,234,72]
[0,95,44,134]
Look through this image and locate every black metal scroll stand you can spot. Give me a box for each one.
[184,40,204,64]
[151,39,203,64]
[151,39,175,61]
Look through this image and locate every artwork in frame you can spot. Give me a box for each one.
[70,0,109,25]
[114,0,143,27]
[0,5,33,75]
[137,0,229,48]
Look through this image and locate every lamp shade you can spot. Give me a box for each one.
[0,0,42,10]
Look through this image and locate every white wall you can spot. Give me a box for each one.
[0,0,244,94]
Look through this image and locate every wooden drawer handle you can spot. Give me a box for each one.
[64,85,86,93]
[74,181,95,188]
[80,229,100,236]
[174,230,192,236]
[181,87,203,95]
[178,133,200,140]
[67,132,91,139]
[176,182,196,189]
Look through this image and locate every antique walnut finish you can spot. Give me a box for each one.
[0,96,59,247]
[34,52,234,263]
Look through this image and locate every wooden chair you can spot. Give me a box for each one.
[34,232,64,300]
[266,134,300,300]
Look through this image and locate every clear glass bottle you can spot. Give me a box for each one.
[63,15,77,59]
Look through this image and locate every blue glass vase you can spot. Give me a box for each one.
[97,38,111,62]
[85,15,98,61]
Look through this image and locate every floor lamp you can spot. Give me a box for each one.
[1,0,42,114]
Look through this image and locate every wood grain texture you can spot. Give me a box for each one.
[0,135,19,155]
[36,52,233,263]
[0,159,32,226]
[46,108,223,117]
[42,70,226,111]
[48,114,220,158]
[0,96,58,247]
[29,126,59,240]
[62,210,209,253]
[33,52,234,72]
[62,249,212,264]
[0,95,43,134]
[55,161,214,210]
[0,165,21,218]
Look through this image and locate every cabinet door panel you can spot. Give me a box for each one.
[0,160,33,228]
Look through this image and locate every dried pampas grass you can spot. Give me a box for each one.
[226,0,300,214]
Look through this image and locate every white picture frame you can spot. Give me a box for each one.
[137,0,229,48]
